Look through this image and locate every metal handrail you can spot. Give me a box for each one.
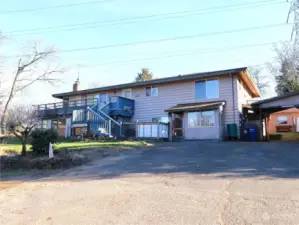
[88,103,121,126]
[87,106,107,122]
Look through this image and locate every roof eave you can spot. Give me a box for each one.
[52,67,248,99]
[238,70,260,98]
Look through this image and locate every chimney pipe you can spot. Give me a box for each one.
[73,77,80,92]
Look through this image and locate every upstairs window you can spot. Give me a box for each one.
[145,86,158,97]
[195,80,219,100]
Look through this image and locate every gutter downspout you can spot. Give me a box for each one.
[231,73,236,124]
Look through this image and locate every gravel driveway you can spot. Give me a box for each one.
[1,141,299,225]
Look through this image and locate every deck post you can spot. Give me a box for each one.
[157,122,160,140]
[168,113,173,142]
[136,120,138,139]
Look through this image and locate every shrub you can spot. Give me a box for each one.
[31,128,58,154]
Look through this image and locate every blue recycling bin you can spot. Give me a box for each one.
[248,126,257,142]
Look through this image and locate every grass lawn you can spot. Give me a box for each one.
[269,132,299,141]
[0,139,147,155]
[54,141,147,151]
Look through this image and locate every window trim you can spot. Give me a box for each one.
[145,86,159,97]
[188,110,216,128]
[276,115,288,125]
[194,78,219,100]
[122,89,132,99]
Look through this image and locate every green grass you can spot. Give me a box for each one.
[0,138,147,155]
[269,132,299,141]
[54,141,147,151]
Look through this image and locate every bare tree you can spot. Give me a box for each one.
[6,105,40,156]
[248,67,270,97]
[0,42,64,134]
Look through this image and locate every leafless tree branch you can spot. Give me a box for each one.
[0,41,65,134]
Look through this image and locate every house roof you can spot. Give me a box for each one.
[165,101,225,113]
[53,67,260,99]
[251,90,299,106]
[272,107,299,114]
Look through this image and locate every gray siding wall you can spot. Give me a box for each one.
[236,78,258,135]
[69,75,243,138]
[236,78,256,112]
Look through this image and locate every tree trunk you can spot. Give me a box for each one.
[21,141,27,156]
[1,65,21,134]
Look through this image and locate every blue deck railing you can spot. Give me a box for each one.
[36,96,135,119]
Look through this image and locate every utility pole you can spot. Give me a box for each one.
[287,0,299,46]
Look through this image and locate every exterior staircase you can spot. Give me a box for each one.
[87,103,121,138]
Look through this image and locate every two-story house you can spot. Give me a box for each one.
[36,67,260,140]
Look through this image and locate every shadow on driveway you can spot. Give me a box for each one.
[2,141,299,183]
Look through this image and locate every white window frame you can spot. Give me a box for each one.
[145,86,159,97]
[122,89,132,99]
[195,79,219,100]
[276,116,288,125]
[188,110,216,128]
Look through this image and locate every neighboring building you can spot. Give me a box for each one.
[36,67,260,140]
[267,108,299,133]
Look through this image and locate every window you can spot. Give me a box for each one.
[152,117,169,123]
[145,86,158,97]
[73,110,85,122]
[42,120,48,129]
[188,111,215,128]
[124,91,131,98]
[145,87,151,96]
[151,86,158,96]
[195,80,219,100]
[123,89,132,99]
[277,116,288,125]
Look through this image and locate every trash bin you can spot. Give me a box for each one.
[227,124,238,139]
[248,126,257,142]
[241,128,250,141]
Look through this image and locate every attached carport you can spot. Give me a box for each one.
[243,91,299,140]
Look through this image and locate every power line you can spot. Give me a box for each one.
[3,23,289,59]
[0,0,114,15]
[65,41,279,69]
[6,0,285,36]
[59,23,290,53]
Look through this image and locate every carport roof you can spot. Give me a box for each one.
[252,90,299,106]
[165,101,225,113]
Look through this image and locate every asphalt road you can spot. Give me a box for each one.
[1,141,299,225]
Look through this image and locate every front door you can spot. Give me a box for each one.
[297,118,299,132]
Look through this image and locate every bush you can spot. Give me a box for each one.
[31,128,58,154]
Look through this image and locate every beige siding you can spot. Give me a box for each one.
[220,76,239,129]
[236,78,256,112]
[236,78,259,135]
[68,75,246,138]
[132,80,195,122]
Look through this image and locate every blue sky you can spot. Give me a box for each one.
[0,0,292,104]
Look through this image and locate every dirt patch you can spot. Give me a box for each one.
[0,181,23,190]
